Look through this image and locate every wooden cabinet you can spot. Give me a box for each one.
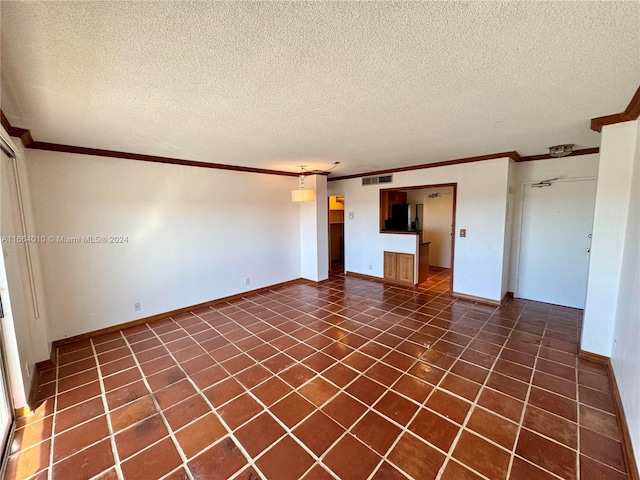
[384,251,414,285]
[386,191,407,218]
[384,251,397,280]
[380,190,408,230]
[397,254,414,283]
[418,242,430,284]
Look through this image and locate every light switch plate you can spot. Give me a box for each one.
[348,211,354,219]
[460,228,466,237]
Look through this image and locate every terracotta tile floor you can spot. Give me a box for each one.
[5,266,631,479]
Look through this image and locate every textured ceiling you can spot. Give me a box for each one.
[1,1,638,177]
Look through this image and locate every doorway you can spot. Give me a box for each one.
[328,195,344,273]
[414,185,456,290]
[516,178,597,308]
[380,184,456,290]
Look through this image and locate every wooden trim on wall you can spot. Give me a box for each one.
[14,406,30,419]
[1,111,33,148]
[578,350,639,480]
[28,141,299,177]
[502,291,514,305]
[1,110,13,134]
[348,270,425,289]
[519,147,600,162]
[591,84,640,132]
[346,270,415,288]
[626,85,640,119]
[328,151,520,182]
[591,113,635,133]
[345,271,384,283]
[51,278,307,349]
[0,109,299,178]
[451,291,502,307]
[2,108,606,180]
[577,349,609,364]
[26,360,55,412]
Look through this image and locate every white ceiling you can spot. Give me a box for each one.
[1,1,638,177]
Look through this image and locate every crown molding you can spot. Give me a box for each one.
[0,110,298,177]
[591,84,640,132]
[328,151,520,182]
[1,110,33,147]
[0,109,602,180]
[328,147,603,181]
[27,141,299,177]
[518,147,600,162]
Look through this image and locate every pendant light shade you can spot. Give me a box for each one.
[291,189,315,202]
[292,166,315,202]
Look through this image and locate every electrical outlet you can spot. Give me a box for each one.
[369,264,373,270]
[245,278,250,286]
[134,302,141,312]
[460,228,466,237]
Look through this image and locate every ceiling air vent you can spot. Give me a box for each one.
[362,174,393,186]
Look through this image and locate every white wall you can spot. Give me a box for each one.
[507,154,600,292]
[0,131,51,407]
[329,158,511,301]
[582,123,636,356]
[501,160,516,298]
[26,150,302,341]
[299,175,329,282]
[407,187,454,268]
[611,119,640,463]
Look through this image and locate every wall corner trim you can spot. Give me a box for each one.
[591,84,640,132]
[26,360,55,413]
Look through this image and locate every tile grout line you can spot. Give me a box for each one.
[141,320,271,480]
[505,304,549,479]
[575,339,582,480]
[179,306,347,479]
[176,291,449,479]
[433,300,528,480]
[362,299,515,479]
[46,349,60,480]
[89,335,124,479]
[118,325,197,480]
[24,273,600,480]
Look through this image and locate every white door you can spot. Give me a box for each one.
[517,179,597,308]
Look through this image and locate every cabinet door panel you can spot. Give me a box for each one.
[383,251,397,280]
[397,254,414,284]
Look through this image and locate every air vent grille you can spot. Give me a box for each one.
[362,174,393,186]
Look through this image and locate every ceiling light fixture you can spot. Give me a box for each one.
[549,144,574,158]
[291,165,315,203]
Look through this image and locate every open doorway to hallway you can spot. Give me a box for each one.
[328,195,344,273]
[381,184,456,290]
[413,185,455,290]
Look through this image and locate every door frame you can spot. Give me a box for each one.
[327,194,346,272]
[380,183,457,291]
[514,176,597,306]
